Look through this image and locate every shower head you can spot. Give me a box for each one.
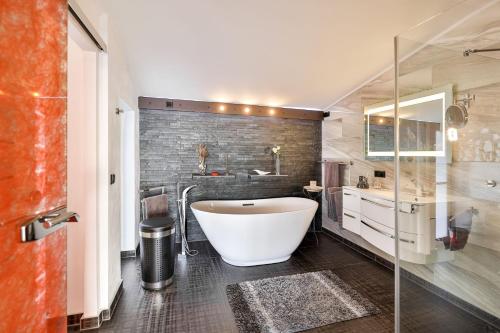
[446,104,469,129]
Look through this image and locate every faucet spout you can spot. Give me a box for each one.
[182,185,197,198]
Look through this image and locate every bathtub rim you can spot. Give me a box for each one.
[190,197,318,215]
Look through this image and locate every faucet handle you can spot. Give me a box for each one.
[486,180,497,188]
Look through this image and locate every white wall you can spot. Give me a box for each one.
[72,0,139,315]
[67,28,99,317]
[120,100,140,252]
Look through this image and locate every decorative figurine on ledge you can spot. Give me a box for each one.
[198,144,209,175]
[272,145,281,175]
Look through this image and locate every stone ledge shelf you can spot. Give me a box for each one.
[192,173,236,179]
[247,174,288,179]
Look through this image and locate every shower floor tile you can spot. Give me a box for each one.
[86,233,496,333]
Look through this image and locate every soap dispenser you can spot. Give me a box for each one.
[356,176,369,189]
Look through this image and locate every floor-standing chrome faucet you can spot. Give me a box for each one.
[176,183,198,256]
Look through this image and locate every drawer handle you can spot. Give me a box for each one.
[361,220,393,238]
[343,213,356,219]
[360,220,414,244]
[399,238,415,244]
[361,197,393,209]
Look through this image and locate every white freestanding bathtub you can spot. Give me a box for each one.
[190,197,318,266]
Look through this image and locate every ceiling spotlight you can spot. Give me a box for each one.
[378,118,384,124]
[269,109,275,115]
[244,107,251,113]
[32,91,40,97]
[219,105,225,111]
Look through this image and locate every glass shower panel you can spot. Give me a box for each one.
[396,1,500,331]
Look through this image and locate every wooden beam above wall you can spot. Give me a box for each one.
[138,97,325,121]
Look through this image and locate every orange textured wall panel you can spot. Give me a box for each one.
[0,1,68,332]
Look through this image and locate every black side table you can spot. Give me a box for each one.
[303,186,323,237]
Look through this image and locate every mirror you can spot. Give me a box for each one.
[364,86,452,159]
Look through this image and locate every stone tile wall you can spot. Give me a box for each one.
[140,109,322,241]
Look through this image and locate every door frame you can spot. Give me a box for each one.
[66,2,113,330]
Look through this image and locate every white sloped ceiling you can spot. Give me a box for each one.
[103,0,462,110]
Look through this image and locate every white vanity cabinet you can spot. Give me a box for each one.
[342,188,361,235]
[341,186,453,264]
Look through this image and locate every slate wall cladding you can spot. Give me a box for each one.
[140,109,322,242]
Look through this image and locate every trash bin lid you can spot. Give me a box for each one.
[140,217,175,232]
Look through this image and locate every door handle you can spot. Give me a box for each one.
[20,207,79,242]
[41,211,79,228]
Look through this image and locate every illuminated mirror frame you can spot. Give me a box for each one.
[364,85,452,157]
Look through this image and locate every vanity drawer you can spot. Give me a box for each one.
[360,195,394,228]
[360,217,418,258]
[342,209,360,235]
[343,188,360,213]
[360,217,395,256]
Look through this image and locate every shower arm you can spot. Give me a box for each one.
[463,48,500,57]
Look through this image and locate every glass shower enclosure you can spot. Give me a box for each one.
[394,0,500,331]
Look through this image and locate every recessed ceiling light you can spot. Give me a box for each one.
[219,105,225,111]
[269,109,275,115]
[244,107,250,113]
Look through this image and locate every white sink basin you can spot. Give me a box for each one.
[343,186,462,204]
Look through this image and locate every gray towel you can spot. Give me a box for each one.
[327,187,343,222]
[142,194,168,218]
[324,162,345,222]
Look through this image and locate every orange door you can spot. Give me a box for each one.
[0,1,69,332]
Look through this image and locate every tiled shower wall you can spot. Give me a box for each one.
[321,52,500,319]
[140,109,322,241]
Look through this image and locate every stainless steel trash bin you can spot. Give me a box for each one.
[139,217,175,290]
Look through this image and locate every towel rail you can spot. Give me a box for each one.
[317,160,353,165]
[320,160,352,186]
[140,186,167,194]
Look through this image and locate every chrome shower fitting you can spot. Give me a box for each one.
[446,93,475,132]
[455,93,475,109]
[176,183,198,256]
[463,48,500,57]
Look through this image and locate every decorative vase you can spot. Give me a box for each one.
[197,144,209,176]
[199,158,207,175]
[275,155,280,175]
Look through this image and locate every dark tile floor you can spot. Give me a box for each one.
[90,233,497,333]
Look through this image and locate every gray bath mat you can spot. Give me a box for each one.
[226,270,380,333]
